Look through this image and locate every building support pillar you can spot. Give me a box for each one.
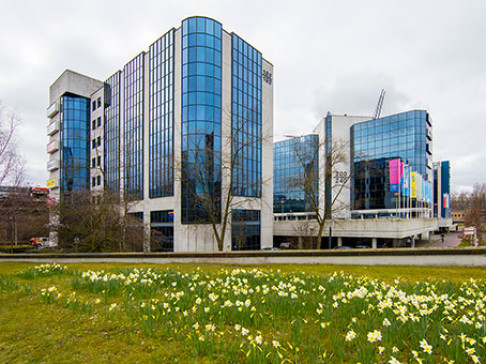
[143,223,151,252]
[298,236,303,250]
[337,237,343,247]
[372,238,377,249]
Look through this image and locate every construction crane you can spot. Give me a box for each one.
[373,89,386,119]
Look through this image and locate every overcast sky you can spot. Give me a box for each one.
[1,0,485,192]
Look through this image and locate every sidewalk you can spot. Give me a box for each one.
[421,232,462,248]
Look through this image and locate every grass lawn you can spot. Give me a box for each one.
[0,262,485,363]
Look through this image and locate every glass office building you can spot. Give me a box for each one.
[47,17,274,252]
[273,135,319,213]
[351,110,433,213]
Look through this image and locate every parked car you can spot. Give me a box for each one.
[29,237,56,249]
[29,237,50,248]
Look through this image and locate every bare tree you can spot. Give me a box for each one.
[0,101,24,187]
[464,183,486,241]
[53,189,144,252]
[49,141,145,252]
[0,187,49,245]
[288,137,351,249]
[0,102,26,246]
[451,190,471,211]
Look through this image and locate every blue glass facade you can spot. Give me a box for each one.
[353,157,398,210]
[273,135,319,213]
[434,161,451,218]
[60,95,90,194]
[231,34,262,197]
[440,161,450,218]
[231,209,260,250]
[351,110,433,211]
[151,210,174,251]
[352,110,432,177]
[149,30,175,198]
[123,53,145,200]
[104,72,121,192]
[181,17,222,224]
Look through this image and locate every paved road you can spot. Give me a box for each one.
[429,232,463,248]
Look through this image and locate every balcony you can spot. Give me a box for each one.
[46,102,59,118]
[47,159,59,171]
[47,140,59,154]
[46,121,59,136]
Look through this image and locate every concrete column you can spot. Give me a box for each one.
[298,237,303,250]
[372,238,377,249]
[337,237,343,247]
[143,222,150,252]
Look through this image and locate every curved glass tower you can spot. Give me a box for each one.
[181,17,223,224]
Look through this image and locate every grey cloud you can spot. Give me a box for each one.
[312,72,411,118]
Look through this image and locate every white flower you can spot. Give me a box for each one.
[208,293,218,302]
[465,347,475,356]
[383,318,391,326]
[367,330,382,343]
[345,330,356,342]
[389,356,401,364]
[255,335,263,345]
[419,339,433,354]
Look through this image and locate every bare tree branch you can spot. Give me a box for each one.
[0,101,24,187]
[286,136,351,248]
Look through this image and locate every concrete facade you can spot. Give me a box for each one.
[47,70,104,245]
[313,113,372,219]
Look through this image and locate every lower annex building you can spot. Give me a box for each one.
[46,16,274,252]
[273,110,452,248]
